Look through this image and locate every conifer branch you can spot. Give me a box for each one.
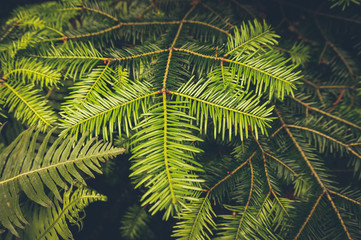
[1,82,53,127]
[207,152,256,193]
[225,29,271,56]
[163,4,197,89]
[235,160,254,239]
[173,48,297,91]
[43,19,229,42]
[264,152,298,175]
[32,49,170,62]
[45,21,180,42]
[169,91,269,121]
[326,192,352,240]
[253,134,272,191]
[275,108,332,189]
[290,96,361,130]
[3,69,57,83]
[201,3,234,28]
[328,189,361,206]
[286,124,361,159]
[293,192,325,240]
[252,131,290,216]
[62,90,158,136]
[82,5,119,22]
[186,195,211,240]
[0,22,18,42]
[275,108,353,240]
[314,15,355,78]
[256,192,270,218]
[0,148,123,186]
[162,92,177,204]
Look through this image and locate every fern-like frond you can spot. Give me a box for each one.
[174,77,274,140]
[0,81,57,129]
[18,185,107,240]
[61,81,155,140]
[130,95,204,219]
[0,127,124,236]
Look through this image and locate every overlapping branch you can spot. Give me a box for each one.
[290,96,361,130]
[274,108,354,240]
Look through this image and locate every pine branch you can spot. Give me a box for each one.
[290,96,361,130]
[252,132,290,216]
[61,81,156,140]
[293,192,325,240]
[314,15,355,78]
[173,78,273,140]
[0,81,57,129]
[0,22,18,42]
[162,4,197,89]
[173,152,255,240]
[120,204,154,240]
[286,124,361,159]
[173,47,301,100]
[130,93,204,219]
[274,108,354,240]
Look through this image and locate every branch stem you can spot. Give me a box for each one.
[290,96,361,130]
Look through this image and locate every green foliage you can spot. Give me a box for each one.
[0,0,360,239]
[13,185,107,240]
[329,0,361,10]
[120,204,154,240]
[0,127,124,237]
[0,82,57,129]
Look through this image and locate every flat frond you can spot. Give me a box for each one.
[18,185,106,240]
[0,127,124,236]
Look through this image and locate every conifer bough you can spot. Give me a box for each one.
[0,0,361,239]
